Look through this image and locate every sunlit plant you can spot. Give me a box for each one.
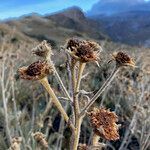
[17,39,135,150]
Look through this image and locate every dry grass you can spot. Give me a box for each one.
[0,35,149,150]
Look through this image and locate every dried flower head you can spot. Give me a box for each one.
[78,143,88,150]
[66,38,84,51]
[66,38,101,63]
[88,108,119,141]
[112,51,135,67]
[18,60,53,80]
[32,132,48,149]
[32,40,53,59]
[9,137,22,150]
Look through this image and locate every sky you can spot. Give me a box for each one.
[0,0,99,20]
[0,0,149,20]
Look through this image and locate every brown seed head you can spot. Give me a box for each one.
[66,38,84,51]
[9,137,22,150]
[11,137,22,144]
[33,132,48,149]
[112,51,135,67]
[78,143,88,150]
[18,60,53,80]
[66,38,101,63]
[88,108,119,141]
[32,40,53,58]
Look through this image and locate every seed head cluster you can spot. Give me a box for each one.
[88,108,119,141]
[78,143,88,150]
[112,51,135,67]
[66,38,101,63]
[32,40,53,58]
[18,60,53,80]
[9,137,22,150]
[33,132,48,149]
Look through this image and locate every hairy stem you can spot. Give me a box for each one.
[1,59,11,145]
[71,60,77,124]
[11,77,26,149]
[92,133,105,150]
[46,55,72,102]
[72,117,82,150]
[53,67,72,101]
[72,62,86,150]
[75,63,86,92]
[39,77,75,130]
[92,133,100,146]
[80,66,120,117]
[74,62,86,117]
[40,98,52,121]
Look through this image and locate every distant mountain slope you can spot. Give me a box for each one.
[0,23,36,51]
[4,7,107,47]
[87,0,150,16]
[89,10,150,47]
[86,0,150,47]
[2,5,150,47]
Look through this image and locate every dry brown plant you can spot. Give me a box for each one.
[17,39,136,150]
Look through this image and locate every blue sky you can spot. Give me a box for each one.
[0,0,149,20]
[0,0,99,20]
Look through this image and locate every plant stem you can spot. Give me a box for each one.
[1,59,11,145]
[53,67,72,102]
[75,63,86,92]
[92,133,100,146]
[72,62,86,150]
[80,66,120,117]
[39,77,75,130]
[71,60,77,124]
[40,98,52,121]
[11,77,26,149]
[72,117,82,150]
[74,62,86,117]
[92,133,105,150]
[46,56,72,102]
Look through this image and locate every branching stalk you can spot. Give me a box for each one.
[39,77,75,130]
[74,62,86,117]
[1,59,11,145]
[53,67,72,101]
[72,62,86,150]
[75,63,86,92]
[80,66,120,117]
[40,98,52,120]
[46,55,72,102]
[92,133,100,146]
[72,117,83,150]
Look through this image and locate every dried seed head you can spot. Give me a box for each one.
[66,38,84,51]
[66,38,101,63]
[9,137,22,150]
[32,132,48,149]
[88,108,119,141]
[112,51,135,67]
[18,60,53,80]
[32,40,53,59]
[78,143,88,150]
[11,137,22,144]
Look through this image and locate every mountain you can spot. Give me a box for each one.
[88,10,150,47]
[1,5,150,48]
[3,7,107,48]
[87,0,150,16]
[87,0,150,47]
